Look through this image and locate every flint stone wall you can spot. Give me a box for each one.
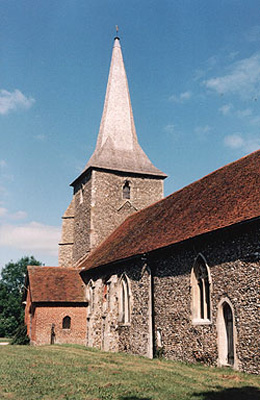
[83,219,259,374]
[73,168,164,263]
[151,219,260,374]
[83,258,152,358]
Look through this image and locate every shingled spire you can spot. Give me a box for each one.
[62,34,166,265]
[83,37,166,177]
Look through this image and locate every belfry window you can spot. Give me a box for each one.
[191,254,211,323]
[62,316,71,329]
[123,181,131,199]
[119,275,130,324]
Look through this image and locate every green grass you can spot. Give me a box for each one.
[0,345,259,400]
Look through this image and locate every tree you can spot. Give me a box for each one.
[0,256,42,337]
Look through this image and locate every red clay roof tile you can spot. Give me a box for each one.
[79,149,260,271]
[27,266,86,303]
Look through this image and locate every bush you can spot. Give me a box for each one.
[11,324,30,345]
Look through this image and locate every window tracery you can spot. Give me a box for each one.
[191,254,211,323]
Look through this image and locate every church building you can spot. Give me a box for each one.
[24,35,259,375]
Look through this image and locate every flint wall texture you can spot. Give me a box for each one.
[72,168,164,263]
[59,214,74,267]
[73,171,92,263]
[82,219,259,374]
[151,220,260,374]
[83,258,152,358]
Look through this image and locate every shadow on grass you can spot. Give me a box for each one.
[119,397,152,400]
[193,386,260,400]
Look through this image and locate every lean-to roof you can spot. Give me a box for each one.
[27,266,86,303]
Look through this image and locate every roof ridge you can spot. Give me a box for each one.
[79,149,260,271]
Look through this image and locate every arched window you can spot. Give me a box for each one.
[123,181,131,199]
[119,275,130,324]
[191,254,211,323]
[62,316,71,329]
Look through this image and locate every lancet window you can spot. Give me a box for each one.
[119,275,130,324]
[191,254,211,322]
[123,181,131,199]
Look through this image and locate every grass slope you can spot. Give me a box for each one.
[0,345,259,400]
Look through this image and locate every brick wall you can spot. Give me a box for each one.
[29,304,87,346]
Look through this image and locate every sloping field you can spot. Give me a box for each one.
[0,345,259,400]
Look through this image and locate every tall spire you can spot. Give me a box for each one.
[82,36,166,178]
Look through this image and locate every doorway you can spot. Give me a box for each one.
[223,302,234,365]
[217,298,237,368]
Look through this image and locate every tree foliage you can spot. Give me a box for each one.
[0,256,42,337]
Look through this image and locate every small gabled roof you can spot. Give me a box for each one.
[26,266,86,303]
[72,37,166,186]
[79,149,260,272]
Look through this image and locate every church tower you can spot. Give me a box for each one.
[59,35,166,267]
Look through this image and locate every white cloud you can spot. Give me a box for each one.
[10,211,28,220]
[0,89,35,115]
[0,222,60,256]
[0,160,7,168]
[0,207,8,217]
[164,124,176,134]
[0,207,27,221]
[224,134,244,149]
[169,91,192,103]
[204,53,260,99]
[250,115,260,125]
[219,104,233,115]
[0,186,8,197]
[163,124,180,140]
[236,108,252,118]
[224,133,260,153]
[34,134,46,141]
[194,125,211,136]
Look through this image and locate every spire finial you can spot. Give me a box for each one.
[115,25,120,40]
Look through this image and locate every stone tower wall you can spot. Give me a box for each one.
[59,199,75,267]
[72,168,164,264]
[72,171,92,263]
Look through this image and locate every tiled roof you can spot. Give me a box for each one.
[27,266,86,303]
[79,150,260,272]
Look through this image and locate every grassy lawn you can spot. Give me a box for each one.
[0,345,259,400]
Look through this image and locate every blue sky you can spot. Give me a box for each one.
[1,0,260,268]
